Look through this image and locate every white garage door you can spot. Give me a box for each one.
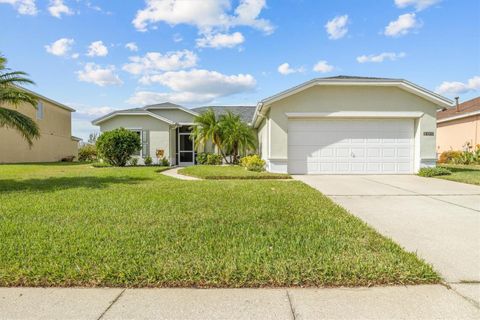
[288,119,414,174]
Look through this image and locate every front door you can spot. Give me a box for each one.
[178,129,195,166]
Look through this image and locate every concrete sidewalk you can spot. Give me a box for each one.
[159,167,200,180]
[1,285,479,319]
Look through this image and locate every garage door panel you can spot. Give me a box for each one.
[288,119,414,174]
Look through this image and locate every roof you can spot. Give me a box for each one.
[253,76,455,127]
[437,97,480,122]
[192,106,256,124]
[17,86,75,112]
[91,109,175,125]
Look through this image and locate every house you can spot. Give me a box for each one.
[92,103,255,166]
[0,88,80,163]
[92,76,453,174]
[437,96,480,153]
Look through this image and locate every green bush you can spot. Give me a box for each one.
[129,157,138,166]
[96,128,141,167]
[418,167,452,177]
[78,144,97,162]
[196,152,208,165]
[206,153,223,165]
[240,154,266,172]
[144,156,153,166]
[159,157,170,166]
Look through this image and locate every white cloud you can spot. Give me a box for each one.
[0,0,37,15]
[128,69,256,105]
[132,0,273,34]
[45,38,75,57]
[76,63,123,86]
[394,0,440,11]
[125,42,139,52]
[357,52,406,63]
[325,15,349,40]
[313,60,334,73]
[436,76,480,95]
[87,40,109,57]
[122,50,198,76]
[196,32,245,48]
[277,62,304,75]
[77,105,116,117]
[384,13,420,37]
[48,0,73,18]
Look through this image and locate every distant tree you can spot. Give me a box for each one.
[88,132,98,145]
[0,54,39,146]
[96,128,141,166]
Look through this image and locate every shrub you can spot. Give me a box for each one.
[129,157,138,166]
[78,144,97,162]
[438,150,462,164]
[60,155,75,162]
[96,128,141,167]
[240,154,266,172]
[418,167,452,177]
[144,156,153,166]
[160,157,170,166]
[206,153,223,165]
[196,152,208,165]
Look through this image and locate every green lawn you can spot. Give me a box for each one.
[0,163,438,287]
[437,164,480,186]
[178,165,291,179]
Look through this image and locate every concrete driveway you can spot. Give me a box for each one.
[294,174,480,306]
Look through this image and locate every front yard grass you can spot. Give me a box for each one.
[0,163,439,287]
[178,165,291,179]
[437,164,480,186]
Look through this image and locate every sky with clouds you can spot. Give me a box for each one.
[1,0,479,140]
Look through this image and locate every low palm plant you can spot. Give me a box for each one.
[191,109,257,164]
[191,108,228,162]
[0,54,39,146]
[219,111,256,164]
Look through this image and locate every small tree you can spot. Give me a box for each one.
[96,128,141,166]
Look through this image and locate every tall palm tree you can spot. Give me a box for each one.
[191,108,228,161]
[219,111,257,164]
[0,54,39,146]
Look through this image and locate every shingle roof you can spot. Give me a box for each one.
[192,106,256,124]
[437,97,480,120]
[322,75,400,81]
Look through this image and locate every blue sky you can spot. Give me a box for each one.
[1,0,479,140]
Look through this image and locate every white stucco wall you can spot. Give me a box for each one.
[262,85,440,172]
[99,115,172,164]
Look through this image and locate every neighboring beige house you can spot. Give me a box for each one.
[437,96,480,153]
[93,76,453,174]
[0,88,79,163]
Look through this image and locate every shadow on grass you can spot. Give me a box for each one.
[0,176,151,193]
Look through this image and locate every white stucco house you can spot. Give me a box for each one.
[92,76,454,174]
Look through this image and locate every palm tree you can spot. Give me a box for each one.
[0,54,39,146]
[219,111,257,164]
[191,108,228,161]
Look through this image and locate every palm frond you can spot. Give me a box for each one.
[0,107,40,146]
[0,71,35,86]
[0,87,38,107]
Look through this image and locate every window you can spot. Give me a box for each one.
[36,102,44,120]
